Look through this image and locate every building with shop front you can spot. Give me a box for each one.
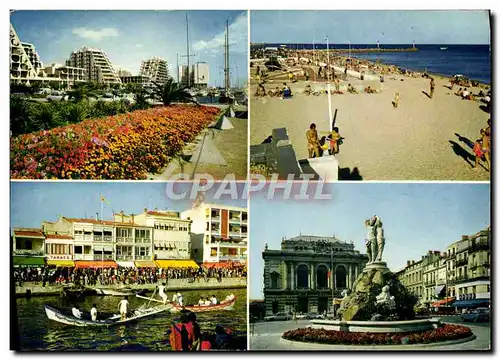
[181,203,248,264]
[262,235,368,315]
[449,228,491,308]
[12,228,46,268]
[119,75,151,87]
[38,63,86,89]
[396,226,490,309]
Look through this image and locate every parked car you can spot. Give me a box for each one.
[461,308,490,322]
[46,92,68,101]
[296,312,325,320]
[264,312,292,322]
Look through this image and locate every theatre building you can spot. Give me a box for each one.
[262,235,368,315]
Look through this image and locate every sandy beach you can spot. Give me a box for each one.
[250,60,490,181]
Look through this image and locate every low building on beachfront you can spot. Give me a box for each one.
[181,203,248,266]
[262,235,368,315]
[12,228,46,268]
[119,75,152,87]
[38,63,87,89]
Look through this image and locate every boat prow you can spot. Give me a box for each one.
[169,296,237,313]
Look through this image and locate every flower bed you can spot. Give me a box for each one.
[282,324,472,346]
[11,105,220,179]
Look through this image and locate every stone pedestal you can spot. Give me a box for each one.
[337,264,417,322]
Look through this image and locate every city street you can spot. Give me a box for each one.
[249,317,491,351]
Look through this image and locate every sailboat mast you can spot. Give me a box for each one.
[224,19,230,93]
[186,14,190,88]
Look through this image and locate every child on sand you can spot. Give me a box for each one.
[392,92,400,109]
[347,83,358,94]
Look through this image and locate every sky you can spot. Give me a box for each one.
[10,182,247,228]
[10,10,248,87]
[249,183,490,299]
[250,10,491,45]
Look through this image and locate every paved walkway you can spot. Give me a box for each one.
[249,319,490,351]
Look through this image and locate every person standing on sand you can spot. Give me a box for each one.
[392,93,400,109]
[429,77,435,98]
[334,76,340,92]
[306,123,321,158]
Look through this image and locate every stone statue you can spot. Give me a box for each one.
[264,243,268,251]
[375,285,396,310]
[374,216,385,262]
[341,289,349,299]
[365,218,377,263]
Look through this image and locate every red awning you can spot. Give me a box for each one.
[75,260,118,269]
[431,297,455,307]
[202,261,245,269]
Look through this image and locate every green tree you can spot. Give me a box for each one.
[152,77,196,106]
[67,83,98,102]
[10,95,34,135]
[133,88,151,110]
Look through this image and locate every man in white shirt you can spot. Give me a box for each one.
[462,88,469,99]
[72,305,82,319]
[204,298,211,306]
[158,283,168,304]
[90,304,98,322]
[176,292,183,307]
[198,298,205,306]
[211,295,218,305]
[118,296,129,320]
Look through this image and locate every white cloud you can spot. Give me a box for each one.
[72,27,119,41]
[136,44,143,48]
[193,12,248,54]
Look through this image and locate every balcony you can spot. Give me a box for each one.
[73,254,94,261]
[219,255,245,261]
[469,241,490,252]
[135,238,151,244]
[94,254,114,261]
[13,249,44,256]
[424,280,436,286]
[455,258,468,267]
[135,255,151,261]
[74,234,94,242]
[116,237,134,244]
[94,236,113,242]
[116,255,133,261]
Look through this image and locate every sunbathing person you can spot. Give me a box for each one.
[455,87,463,97]
[347,83,358,94]
[254,84,267,97]
[364,86,376,94]
[304,84,312,95]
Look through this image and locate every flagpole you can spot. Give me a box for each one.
[326,36,333,131]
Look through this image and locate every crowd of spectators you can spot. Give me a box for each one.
[13,264,247,288]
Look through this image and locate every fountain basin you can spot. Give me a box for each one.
[311,318,442,333]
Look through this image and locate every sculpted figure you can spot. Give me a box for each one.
[375,285,396,309]
[365,219,377,262]
[374,216,385,262]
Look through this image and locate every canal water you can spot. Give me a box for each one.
[13,288,247,351]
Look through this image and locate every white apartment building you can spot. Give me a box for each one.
[66,46,121,84]
[193,62,209,88]
[120,75,151,86]
[140,57,168,85]
[117,69,132,77]
[181,203,248,264]
[114,209,192,261]
[10,23,41,84]
[39,63,86,88]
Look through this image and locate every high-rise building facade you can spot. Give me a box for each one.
[10,23,40,83]
[140,57,168,85]
[66,46,121,84]
[181,203,247,264]
[193,62,209,88]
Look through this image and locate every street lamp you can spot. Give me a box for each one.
[326,36,333,131]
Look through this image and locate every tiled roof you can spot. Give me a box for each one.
[45,234,73,240]
[63,217,114,225]
[13,230,44,238]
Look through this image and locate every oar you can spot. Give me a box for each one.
[136,294,164,304]
[147,287,157,309]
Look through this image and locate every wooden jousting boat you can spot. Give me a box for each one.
[44,304,170,327]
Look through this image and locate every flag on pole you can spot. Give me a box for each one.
[100,194,110,206]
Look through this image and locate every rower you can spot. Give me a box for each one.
[204,298,211,306]
[176,292,183,307]
[211,295,219,305]
[198,297,205,306]
[158,283,168,304]
[90,303,98,322]
[71,305,82,319]
[118,296,129,320]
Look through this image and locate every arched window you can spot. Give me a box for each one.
[316,265,329,289]
[335,265,347,289]
[297,265,309,288]
[270,271,281,289]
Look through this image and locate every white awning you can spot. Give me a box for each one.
[435,285,446,297]
[93,245,113,252]
[116,261,135,268]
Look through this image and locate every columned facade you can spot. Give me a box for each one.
[263,235,369,315]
